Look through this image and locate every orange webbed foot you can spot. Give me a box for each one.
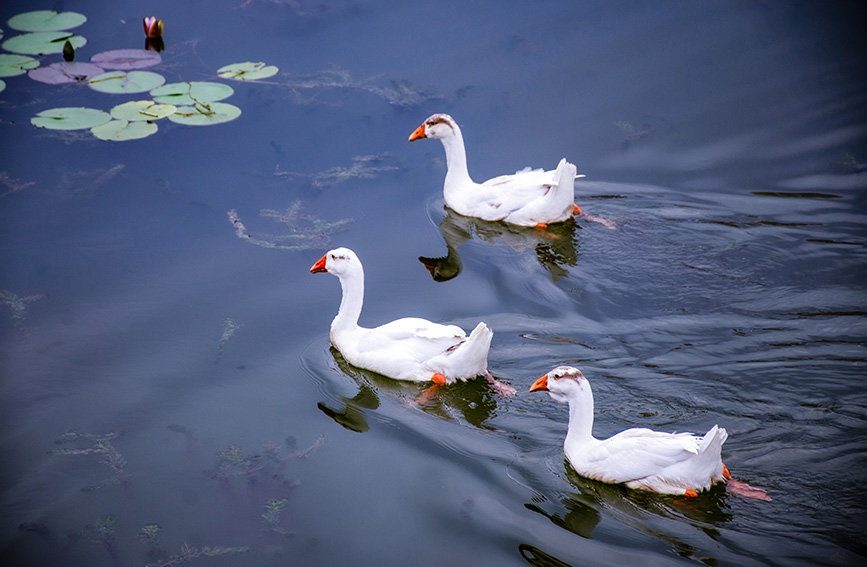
[408,373,448,406]
[573,204,582,215]
[684,489,698,498]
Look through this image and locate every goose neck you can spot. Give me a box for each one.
[440,128,473,190]
[565,390,596,446]
[332,270,364,334]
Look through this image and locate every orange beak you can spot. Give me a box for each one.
[310,254,328,273]
[529,374,549,392]
[408,123,426,141]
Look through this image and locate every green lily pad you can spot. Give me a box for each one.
[110,100,176,121]
[0,79,5,94]
[0,54,40,77]
[92,119,158,141]
[150,81,234,105]
[8,10,87,32]
[217,61,279,81]
[2,32,86,55]
[31,107,111,130]
[28,62,104,84]
[91,49,161,70]
[88,70,165,94]
[168,102,241,126]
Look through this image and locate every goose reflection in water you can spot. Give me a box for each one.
[318,347,503,432]
[419,207,583,283]
[525,464,732,561]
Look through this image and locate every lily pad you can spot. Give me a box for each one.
[8,10,87,32]
[150,81,234,105]
[110,100,176,121]
[168,102,241,126]
[0,79,5,94]
[2,32,86,55]
[90,49,161,70]
[31,107,111,130]
[28,62,104,84]
[88,70,165,94]
[217,61,279,81]
[92,119,158,141]
[0,54,40,77]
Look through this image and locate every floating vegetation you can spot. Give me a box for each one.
[150,81,235,105]
[229,202,352,251]
[91,119,158,141]
[88,70,166,94]
[0,79,4,93]
[91,48,161,70]
[49,430,130,491]
[0,289,46,328]
[31,106,111,130]
[0,53,40,77]
[28,61,104,84]
[218,61,279,81]
[7,10,87,32]
[279,153,401,188]
[167,101,242,126]
[109,100,177,121]
[2,31,87,56]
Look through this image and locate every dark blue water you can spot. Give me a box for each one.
[1,1,865,566]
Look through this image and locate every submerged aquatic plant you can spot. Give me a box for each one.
[49,429,130,490]
[138,523,162,544]
[0,289,46,328]
[229,202,352,251]
[261,497,294,537]
[275,153,400,189]
[209,435,325,484]
[281,65,441,108]
[146,543,252,567]
[217,317,241,360]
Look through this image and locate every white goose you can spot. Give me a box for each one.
[310,247,515,394]
[409,113,583,227]
[531,366,770,499]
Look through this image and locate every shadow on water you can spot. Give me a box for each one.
[419,207,582,283]
[520,460,734,565]
[300,340,508,432]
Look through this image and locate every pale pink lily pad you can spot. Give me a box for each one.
[28,62,104,85]
[90,49,161,70]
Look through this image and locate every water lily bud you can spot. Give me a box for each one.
[62,40,75,62]
[143,17,163,38]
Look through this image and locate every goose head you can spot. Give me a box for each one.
[529,366,589,404]
[310,247,362,278]
[409,113,459,142]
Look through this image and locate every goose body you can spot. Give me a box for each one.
[310,247,491,383]
[409,113,582,227]
[531,366,728,496]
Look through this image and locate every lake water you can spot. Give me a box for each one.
[1,1,865,566]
